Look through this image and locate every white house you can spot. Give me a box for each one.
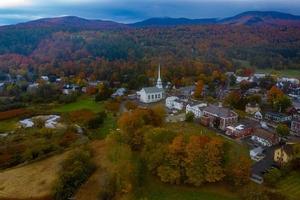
[186,103,207,118]
[138,87,164,103]
[165,96,185,110]
[254,111,263,120]
[250,147,264,161]
[41,76,49,82]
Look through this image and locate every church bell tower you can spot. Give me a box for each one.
[156,64,163,89]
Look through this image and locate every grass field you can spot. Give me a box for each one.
[256,68,300,78]
[0,119,18,133]
[277,172,300,200]
[132,175,238,200]
[88,113,117,139]
[53,97,104,113]
[0,151,70,199]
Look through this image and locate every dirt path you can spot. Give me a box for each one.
[74,140,107,200]
[0,151,70,199]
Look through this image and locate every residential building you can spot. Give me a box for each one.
[112,88,127,98]
[291,120,300,136]
[41,76,49,82]
[165,96,185,111]
[0,82,4,93]
[178,85,195,98]
[62,84,80,95]
[201,104,238,130]
[251,129,280,147]
[250,147,264,161]
[274,144,294,164]
[265,112,292,123]
[185,102,208,118]
[225,124,254,139]
[27,83,39,93]
[245,103,261,115]
[255,111,263,120]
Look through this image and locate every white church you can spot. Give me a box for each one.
[138,64,165,103]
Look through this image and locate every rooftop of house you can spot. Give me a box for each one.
[253,129,279,143]
[204,104,237,118]
[279,144,295,156]
[142,87,164,94]
[265,112,290,118]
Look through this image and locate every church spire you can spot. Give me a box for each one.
[156,64,163,89]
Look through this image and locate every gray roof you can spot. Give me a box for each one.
[204,104,238,118]
[142,87,164,94]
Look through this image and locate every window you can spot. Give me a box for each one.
[152,95,154,99]
[148,95,150,100]
[158,94,160,98]
[155,94,157,99]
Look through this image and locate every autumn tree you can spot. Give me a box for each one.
[276,124,290,137]
[193,80,204,99]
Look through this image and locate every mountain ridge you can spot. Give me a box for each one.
[0,11,300,30]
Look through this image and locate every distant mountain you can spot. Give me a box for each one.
[0,16,127,30]
[0,11,300,31]
[220,11,300,26]
[130,17,217,27]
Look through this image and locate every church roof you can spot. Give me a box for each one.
[142,87,164,94]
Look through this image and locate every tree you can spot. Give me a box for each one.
[193,80,204,99]
[185,112,195,122]
[276,124,290,137]
[226,155,251,186]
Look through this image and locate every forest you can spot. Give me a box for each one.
[0,23,300,89]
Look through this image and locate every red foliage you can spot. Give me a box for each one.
[0,109,29,120]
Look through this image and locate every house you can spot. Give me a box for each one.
[0,82,4,92]
[201,104,238,130]
[265,112,292,123]
[41,76,49,82]
[251,129,280,147]
[186,102,208,118]
[178,85,195,98]
[27,83,39,93]
[112,88,127,98]
[225,124,254,139]
[245,103,261,115]
[166,96,185,111]
[291,120,300,136]
[138,87,164,103]
[274,144,294,164]
[255,111,263,120]
[236,76,251,83]
[250,147,264,161]
[62,84,80,95]
[278,77,300,85]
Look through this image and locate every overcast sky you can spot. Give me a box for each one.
[0,0,299,25]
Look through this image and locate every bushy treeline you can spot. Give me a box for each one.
[53,148,95,200]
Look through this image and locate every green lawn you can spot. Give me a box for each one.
[0,119,18,132]
[256,68,300,78]
[131,175,239,200]
[277,172,300,200]
[53,97,105,113]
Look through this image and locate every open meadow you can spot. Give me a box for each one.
[278,172,300,200]
[0,151,70,199]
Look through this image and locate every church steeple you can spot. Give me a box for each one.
[156,64,163,89]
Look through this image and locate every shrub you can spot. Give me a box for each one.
[87,111,107,129]
[53,148,95,200]
[0,108,29,120]
[185,112,195,122]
